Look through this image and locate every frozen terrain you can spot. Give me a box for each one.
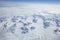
[0,2,60,40]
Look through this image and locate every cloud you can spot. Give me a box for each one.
[0,2,60,40]
[0,2,60,17]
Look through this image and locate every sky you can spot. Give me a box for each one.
[0,0,60,4]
